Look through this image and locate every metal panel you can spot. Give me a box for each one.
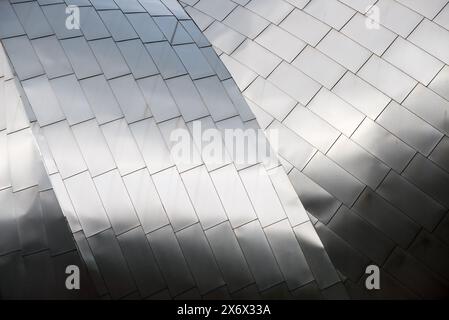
[137,75,180,123]
[13,1,53,39]
[195,0,237,20]
[139,0,172,15]
[304,0,354,29]
[203,21,246,55]
[109,75,151,124]
[265,219,314,289]
[88,229,136,299]
[50,74,94,125]
[234,220,283,291]
[117,227,165,297]
[223,6,269,39]
[114,0,145,12]
[41,4,83,39]
[152,167,198,231]
[429,65,449,101]
[200,47,231,80]
[294,221,340,289]
[60,37,102,80]
[0,1,25,39]
[78,6,110,41]
[43,121,87,179]
[232,40,281,78]
[90,0,118,9]
[0,188,20,255]
[2,36,44,81]
[353,189,420,248]
[126,13,165,43]
[80,75,123,125]
[220,54,258,89]
[430,136,449,173]
[89,38,130,80]
[247,0,293,24]
[204,222,253,293]
[166,75,209,121]
[4,79,30,134]
[374,0,423,37]
[239,164,286,227]
[396,0,447,19]
[222,79,255,121]
[64,171,111,237]
[98,10,138,41]
[176,223,225,294]
[308,88,364,137]
[351,118,416,172]
[173,43,215,80]
[181,165,228,230]
[146,41,187,79]
[101,118,145,176]
[123,168,169,233]
[117,40,159,79]
[31,36,73,79]
[377,171,446,231]
[147,225,195,296]
[129,118,173,174]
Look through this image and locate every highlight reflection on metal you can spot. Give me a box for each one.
[185,0,449,299]
[0,0,345,299]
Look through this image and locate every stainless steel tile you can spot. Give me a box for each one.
[88,229,136,299]
[129,118,173,174]
[152,166,198,231]
[158,117,203,172]
[265,219,314,289]
[2,36,44,81]
[332,72,390,120]
[117,227,165,297]
[31,36,73,79]
[101,118,145,176]
[203,21,246,55]
[49,173,82,233]
[166,75,209,121]
[50,74,94,125]
[78,6,110,41]
[304,152,365,206]
[308,88,364,137]
[317,30,371,73]
[396,0,448,19]
[89,38,130,80]
[288,168,341,224]
[239,164,286,227]
[0,132,11,190]
[184,6,215,31]
[284,105,340,153]
[4,79,31,134]
[268,61,321,105]
[403,84,449,136]
[181,166,228,229]
[176,223,225,294]
[200,47,231,80]
[294,221,340,289]
[353,189,420,248]
[137,75,180,123]
[378,171,446,231]
[220,53,258,89]
[341,12,396,55]
[194,76,238,121]
[109,75,151,124]
[0,188,20,255]
[291,281,323,299]
[195,0,237,20]
[139,0,172,15]
[126,13,165,43]
[351,118,416,172]
[374,0,422,37]
[147,225,195,296]
[172,43,215,79]
[80,75,123,125]
[384,247,448,299]
[247,0,294,24]
[13,1,53,39]
[223,6,269,39]
[145,41,187,79]
[429,65,449,101]
[234,220,283,291]
[232,40,281,78]
[60,37,102,80]
[430,136,449,173]
[41,4,83,39]
[43,121,87,179]
[377,101,443,156]
[280,9,330,46]
[403,153,449,209]
[408,19,449,64]
[181,20,210,47]
[328,206,394,265]
[90,0,118,9]
[123,168,169,233]
[98,10,138,41]
[117,40,159,79]
[435,2,449,29]
[231,283,261,300]
[0,1,25,39]
[304,0,355,29]
[327,135,389,189]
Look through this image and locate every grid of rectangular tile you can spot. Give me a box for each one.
[0,0,340,300]
[187,0,449,299]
